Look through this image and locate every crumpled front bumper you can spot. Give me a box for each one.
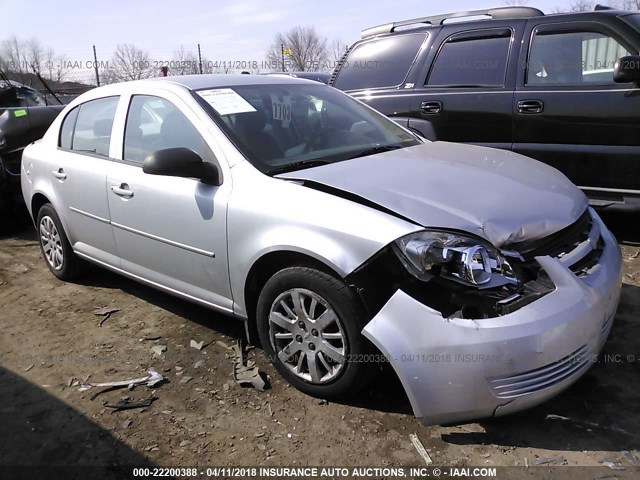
[362,212,622,425]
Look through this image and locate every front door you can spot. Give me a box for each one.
[514,21,640,199]
[107,93,232,310]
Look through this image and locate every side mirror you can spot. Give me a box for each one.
[142,147,221,185]
[614,55,640,85]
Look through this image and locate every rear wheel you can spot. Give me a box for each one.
[257,266,375,399]
[37,203,85,280]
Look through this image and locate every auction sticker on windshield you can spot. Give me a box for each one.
[197,88,256,115]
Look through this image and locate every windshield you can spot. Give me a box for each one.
[194,83,421,175]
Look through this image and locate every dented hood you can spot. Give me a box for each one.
[278,142,588,247]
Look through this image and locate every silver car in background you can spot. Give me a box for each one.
[21,75,622,425]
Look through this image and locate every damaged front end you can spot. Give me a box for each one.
[348,208,621,425]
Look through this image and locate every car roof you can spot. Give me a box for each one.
[360,8,632,41]
[146,74,315,90]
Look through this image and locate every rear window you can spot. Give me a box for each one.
[333,34,426,90]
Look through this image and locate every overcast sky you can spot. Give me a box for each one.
[1,0,566,66]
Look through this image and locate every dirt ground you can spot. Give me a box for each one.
[1,210,639,476]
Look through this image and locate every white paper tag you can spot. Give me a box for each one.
[197,88,256,115]
[271,97,292,127]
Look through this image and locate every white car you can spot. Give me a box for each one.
[21,75,622,425]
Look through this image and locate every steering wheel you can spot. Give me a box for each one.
[303,126,338,154]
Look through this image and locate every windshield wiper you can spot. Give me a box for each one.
[269,160,331,175]
[347,144,403,160]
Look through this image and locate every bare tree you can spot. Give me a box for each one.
[44,47,67,82]
[504,0,530,6]
[104,43,155,83]
[25,38,46,73]
[552,0,638,12]
[0,36,27,74]
[266,26,328,72]
[329,39,349,64]
[608,0,639,9]
[171,46,200,75]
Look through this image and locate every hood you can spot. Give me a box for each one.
[278,142,588,247]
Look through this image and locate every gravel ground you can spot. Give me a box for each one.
[0,210,639,477]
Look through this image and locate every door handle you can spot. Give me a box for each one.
[52,168,67,180]
[517,100,544,114]
[420,101,442,114]
[111,184,134,198]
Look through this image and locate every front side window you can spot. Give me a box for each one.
[333,34,427,90]
[195,83,420,175]
[527,30,633,85]
[123,95,212,164]
[71,96,119,156]
[427,32,512,87]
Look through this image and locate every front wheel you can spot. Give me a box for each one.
[37,203,85,280]
[256,266,375,399]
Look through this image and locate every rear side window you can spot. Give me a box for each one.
[333,34,426,90]
[71,96,119,157]
[427,32,512,87]
[59,107,79,149]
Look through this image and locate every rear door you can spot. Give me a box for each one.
[407,22,522,148]
[514,20,640,199]
[332,33,429,129]
[50,96,120,267]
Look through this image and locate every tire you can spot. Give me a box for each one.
[36,203,85,280]
[256,266,375,399]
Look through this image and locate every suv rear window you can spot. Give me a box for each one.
[333,34,426,90]
[427,32,511,87]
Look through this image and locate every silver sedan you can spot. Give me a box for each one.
[21,75,622,425]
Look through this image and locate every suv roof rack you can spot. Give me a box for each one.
[361,6,545,38]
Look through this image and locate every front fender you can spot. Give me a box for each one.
[226,161,421,316]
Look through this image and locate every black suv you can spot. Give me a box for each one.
[330,6,640,208]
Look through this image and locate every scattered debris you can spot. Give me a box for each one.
[190,340,204,350]
[602,461,626,471]
[193,359,205,369]
[150,345,167,357]
[141,335,161,341]
[232,341,268,391]
[318,399,328,405]
[78,368,164,392]
[179,375,193,385]
[66,377,75,387]
[545,414,570,421]
[530,456,567,466]
[24,364,34,372]
[94,307,120,327]
[122,419,133,429]
[216,340,231,350]
[106,396,157,412]
[179,440,192,447]
[223,383,230,392]
[409,433,433,465]
[622,451,638,465]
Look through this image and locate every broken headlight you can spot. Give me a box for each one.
[394,231,519,288]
